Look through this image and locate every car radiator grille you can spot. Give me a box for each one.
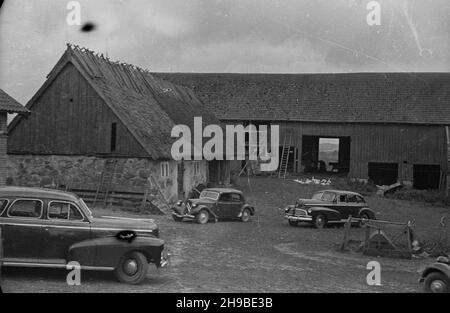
[294,208,308,217]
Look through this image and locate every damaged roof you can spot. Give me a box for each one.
[10,44,219,159]
[155,72,450,125]
[0,89,29,114]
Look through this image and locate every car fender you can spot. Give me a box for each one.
[309,206,341,222]
[421,263,450,281]
[192,205,218,219]
[68,236,165,268]
[358,207,376,219]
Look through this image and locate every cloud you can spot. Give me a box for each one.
[0,0,449,104]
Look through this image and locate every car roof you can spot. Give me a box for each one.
[317,189,364,197]
[0,186,79,202]
[203,188,243,194]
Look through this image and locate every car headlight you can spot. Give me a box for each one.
[176,200,183,206]
[307,208,312,214]
[192,203,198,208]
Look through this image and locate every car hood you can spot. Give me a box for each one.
[90,216,159,235]
[296,198,332,206]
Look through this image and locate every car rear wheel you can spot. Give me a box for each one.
[288,220,299,227]
[197,209,209,224]
[314,214,326,229]
[424,272,450,293]
[358,213,371,227]
[241,208,251,222]
[115,251,149,285]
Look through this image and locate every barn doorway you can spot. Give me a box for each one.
[301,136,350,174]
[413,164,441,190]
[368,162,398,185]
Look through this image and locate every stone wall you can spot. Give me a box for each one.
[5,155,197,202]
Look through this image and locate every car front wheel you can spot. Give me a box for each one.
[314,214,326,229]
[424,272,450,293]
[172,214,183,222]
[288,220,299,227]
[197,209,209,224]
[115,251,149,284]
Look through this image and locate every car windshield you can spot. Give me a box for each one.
[200,191,220,201]
[312,192,323,200]
[78,198,94,220]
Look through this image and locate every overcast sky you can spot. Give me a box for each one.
[1,0,449,104]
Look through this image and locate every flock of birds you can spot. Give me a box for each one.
[294,177,332,186]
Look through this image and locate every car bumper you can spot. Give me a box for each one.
[284,214,313,222]
[172,212,196,220]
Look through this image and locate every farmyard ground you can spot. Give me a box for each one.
[2,177,449,293]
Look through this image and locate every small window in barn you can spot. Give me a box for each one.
[368,162,398,186]
[413,164,440,190]
[110,123,117,152]
[194,161,200,175]
[161,162,170,178]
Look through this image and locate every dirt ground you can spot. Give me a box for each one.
[2,177,449,293]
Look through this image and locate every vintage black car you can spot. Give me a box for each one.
[0,187,169,284]
[172,188,255,224]
[284,190,376,228]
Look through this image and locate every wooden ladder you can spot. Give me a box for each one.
[278,131,292,179]
[93,159,117,208]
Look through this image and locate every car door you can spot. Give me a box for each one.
[39,200,91,264]
[345,194,362,218]
[0,198,44,262]
[336,194,349,219]
[229,193,244,218]
[217,193,234,218]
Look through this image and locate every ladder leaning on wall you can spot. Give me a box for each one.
[93,159,118,208]
[278,131,292,179]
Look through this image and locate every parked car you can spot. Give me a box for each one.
[172,188,255,224]
[420,255,450,293]
[0,186,169,284]
[284,190,376,229]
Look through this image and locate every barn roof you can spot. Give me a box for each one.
[0,89,29,114]
[10,44,219,159]
[154,72,450,125]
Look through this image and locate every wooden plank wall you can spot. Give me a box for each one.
[8,63,149,158]
[225,120,447,181]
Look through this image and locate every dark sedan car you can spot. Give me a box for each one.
[172,188,255,224]
[0,186,169,284]
[284,190,376,229]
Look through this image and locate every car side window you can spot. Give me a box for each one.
[219,193,232,202]
[356,195,365,203]
[230,193,242,202]
[0,199,9,214]
[347,195,358,203]
[48,202,84,221]
[339,195,346,203]
[8,199,43,218]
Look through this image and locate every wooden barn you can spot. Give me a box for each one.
[0,89,29,186]
[157,72,450,190]
[7,44,229,203]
